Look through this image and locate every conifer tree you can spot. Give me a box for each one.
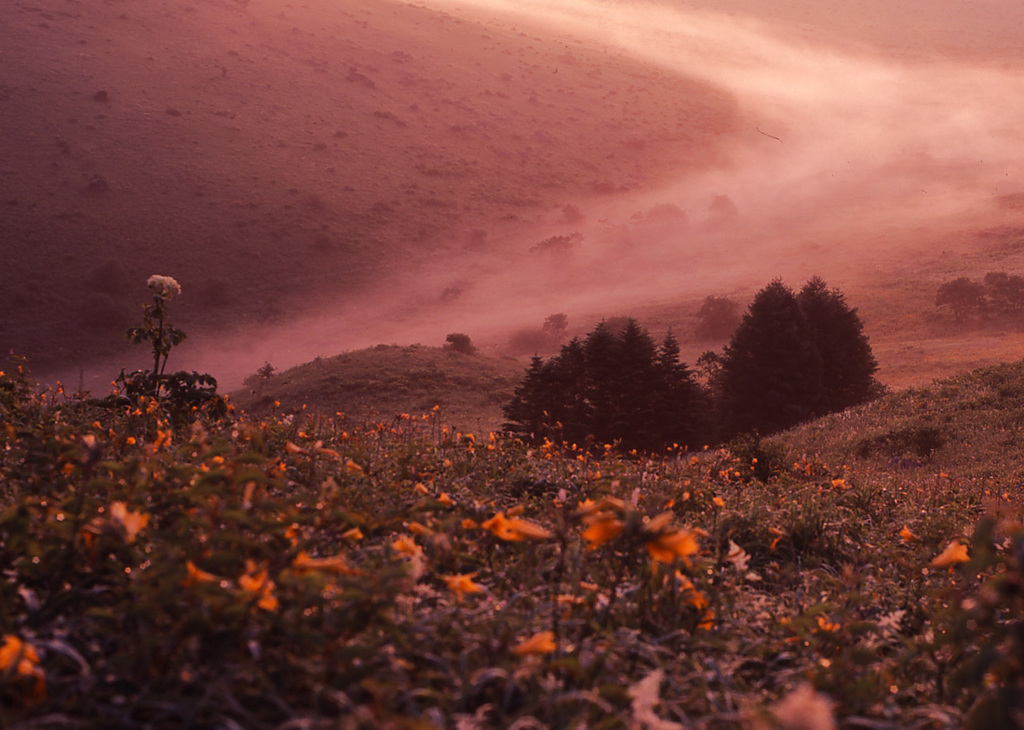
[503,320,707,452]
[718,280,823,438]
[718,277,880,439]
[797,277,879,414]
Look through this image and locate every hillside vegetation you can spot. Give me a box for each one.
[3,354,1024,728]
[230,345,525,433]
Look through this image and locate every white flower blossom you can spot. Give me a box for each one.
[147,275,181,299]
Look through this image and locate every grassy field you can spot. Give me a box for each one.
[3,352,1024,728]
[230,344,526,434]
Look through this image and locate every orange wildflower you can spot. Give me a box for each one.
[441,572,486,602]
[673,571,709,611]
[512,630,557,656]
[645,528,699,565]
[406,521,435,537]
[109,501,150,544]
[392,534,421,557]
[342,526,364,541]
[481,512,552,541]
[292,551,362,575]
[931,540,969,568]
[238,561,279,611]
[899,525,918,544]
[581,513,625,550]
[816,614,840,633]
[0,635,46,703]
[183,560,220,587]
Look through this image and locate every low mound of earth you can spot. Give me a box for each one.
[0,0,740,376]
[230,345,526,433]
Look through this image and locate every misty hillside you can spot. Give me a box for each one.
[0,0,739,375]
[5,0,1024,403]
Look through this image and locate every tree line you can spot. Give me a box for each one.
[936,272,1024,324]
[503,277,881,451]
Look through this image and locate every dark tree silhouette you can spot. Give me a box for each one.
[798,277,880,414]
[718,280,822,438]
[983,272,1024,315]
[718,278,880,439]
[503,320,707,452]
[936,277,986,323]
[444,333,477,355]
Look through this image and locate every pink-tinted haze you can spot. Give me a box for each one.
[9,0,1023,391]
[196,0,1024,381]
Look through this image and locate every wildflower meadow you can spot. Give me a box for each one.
[2,279,1023,728]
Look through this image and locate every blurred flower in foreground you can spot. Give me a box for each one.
[931,540,969,569]
[441,572,486,603]
[644,513,700,566]
[183,561,220,587]
[292,551,362,576]
[0,634,46,704]
[109,501,150,544]
[481,512,553,541]
[765,684,838,730]
[239,561,279,611]
[512,631,556,656]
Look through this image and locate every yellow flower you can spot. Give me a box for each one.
[238,561,279,611]
[645,528,699,565]
[931,540,969,568]
[441,572,486,602]
[512,630,557,656]
[481,512,552,541]
[0,635,46,703]
[109,501,150,544]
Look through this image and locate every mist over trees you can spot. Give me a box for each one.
[694,295,741,341]
[505,278,880,451]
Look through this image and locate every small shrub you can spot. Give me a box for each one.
[444,333,477,355]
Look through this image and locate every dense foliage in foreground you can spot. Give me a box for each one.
[2,363,1024,729]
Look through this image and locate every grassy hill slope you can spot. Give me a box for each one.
[230,344,525,432]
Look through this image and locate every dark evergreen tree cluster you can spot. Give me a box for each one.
[502,320,708,452]
[504,278,881,452]
[716,277,880,439]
